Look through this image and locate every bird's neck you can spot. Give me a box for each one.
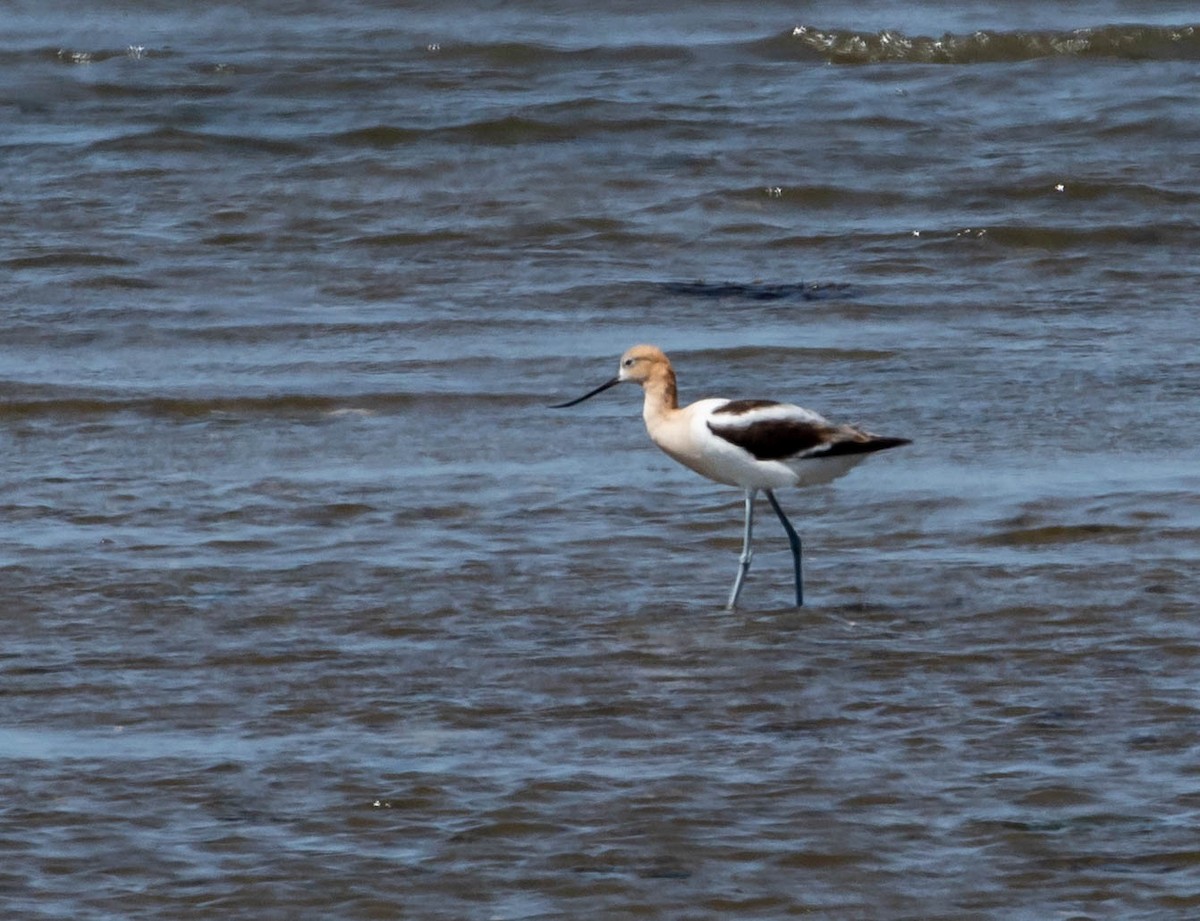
[641,366,679,424]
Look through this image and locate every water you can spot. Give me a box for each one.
[3,2,1200,917]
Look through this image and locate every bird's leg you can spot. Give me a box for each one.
[726,488,758,610]
[765,489,803,607]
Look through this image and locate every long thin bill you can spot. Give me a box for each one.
[548,376,620,408]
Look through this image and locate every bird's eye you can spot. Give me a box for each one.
[622,358,635,367]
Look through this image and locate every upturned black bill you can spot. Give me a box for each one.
[548,377,620,408]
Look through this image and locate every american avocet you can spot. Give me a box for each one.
[551,345,910,609]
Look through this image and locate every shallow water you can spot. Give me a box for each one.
[3,2,1200,918]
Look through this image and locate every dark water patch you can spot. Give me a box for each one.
[347,230,473,248]
[1095,115,1200,143]
[200,539,278,553]
[0,318,560,350]
[514,216,629,242]
[88,126,309,158]
[763,230,925,251]
[757,24,1200,65]
[1016,784,1099,808]
[333,110,686,150]
[87,80,234,100]
[684,344,897,364]
[775,850,873,870]
[0,502,58,522]
[435,40,695,69]
[972,223,1195,250]
[295,502,377,524]
[329,124,424,148]
[200,231,270,247]
[168,321,464,345]
[0,392,518,422]
[741,183,912,210]
[660,281,858,301]
[69,274,160,290]
[5,251,134,270]
[405,502,480,522]
[404,111,683,147]
[446,114,576,146]
[980,524,1143,547]
[968,180,1199,207]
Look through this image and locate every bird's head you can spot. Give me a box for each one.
[549,344,672,407]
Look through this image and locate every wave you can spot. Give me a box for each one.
[4,251,134,270]
[88,126,308,157]
[376,25,1200,67]
[430,40,695,68]
[32,24,1200,81]
[756,23,1200,64]
[329,109,677,148]
[0,391,510,421]
[660,281,856,301]
[48,45,167,65]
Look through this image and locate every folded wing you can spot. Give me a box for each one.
[707,399,910,462]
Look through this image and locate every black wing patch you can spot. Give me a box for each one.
[707,417,832,461]
[816,435,912,457]
[709,416,911,462]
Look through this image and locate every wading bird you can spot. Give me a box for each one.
[551,345,909,609]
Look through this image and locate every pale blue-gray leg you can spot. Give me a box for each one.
[765,489,803,607]
[726,488,758,610]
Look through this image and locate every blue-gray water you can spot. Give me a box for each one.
[3,2,1200,918]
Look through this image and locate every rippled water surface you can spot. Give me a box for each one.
[3,2,1200,918]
